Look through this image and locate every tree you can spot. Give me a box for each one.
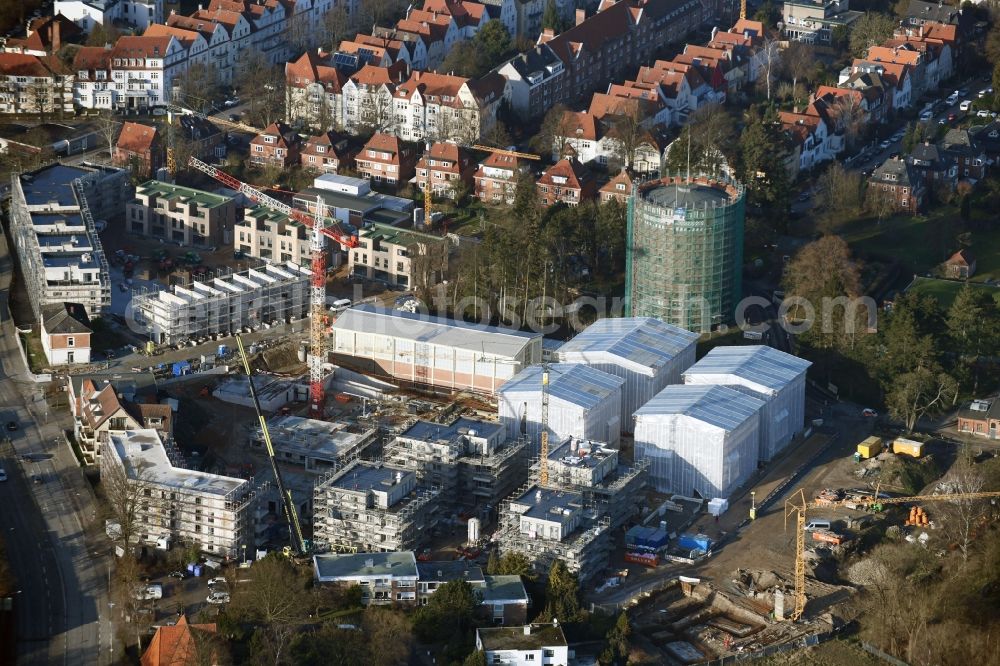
[886,366,958,432]
[482,120,511,150]
[358,0,406,29]
[939,451,988,562]
[101,460,153,554]
[608,108,645,170]
[875,292,944,386]
[664,103,737,177]
[322,5,352,50]
[782,41,815,101]
[96,110,119,161]
[413,580,479,662]
[947,283,1000,392]
[290,624,369,665]
[174,62,223,113]
[531,103,572,156]
[850,12,896,58]
[493,551,535,579]
[986,24,1000,65]
[231,554,311,665]
[542,0,562,31]
[739,106,791,216]
[86,22,119,47]
[595,200,627,276]
[598,612,631,666]
[363,606,413,666]
[540,560,583,623]
[476,20,514,67]
[464,650,488,666]
[441,41,486,78]
[759,37,781,101]
[813,162,864,232]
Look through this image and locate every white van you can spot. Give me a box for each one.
[327,298,351,312]
[134,584,163,600]
[804,520,831,532]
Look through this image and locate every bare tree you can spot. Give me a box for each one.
[830,93,868,151]
[886,367,958,433]
[782,41,814,101]
[322,5,352,50]
[27,78,51,120]
[866,184,896,224]
[357,88,392,135]
[101,457,153,553]
[409,238,450,304]
[231,555,310,665]
[96,110,120,162]
[173,62,223,113]
[609,107,645,170]
[939,451,987,562]
[759,37,781,102]
[363,606,413,666]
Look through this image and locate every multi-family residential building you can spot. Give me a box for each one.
[551,110,667,172]
[249,121,301,169]
[284,49,350,131]
[175,114,226,161]
[415,142,474,199]
[537,157,596,207]
[940,128,987,181]
[476,624,569,666]
[782,0,861,45]
[71,376,171,462]
[314,551,421,604]
[127,180,237,247]
[869,155,924,215]
[389,70,506,144]
[73,35,186,110]
[235,206,314,264]
[102,429,259,557]
[166,11,241,86]
[2,14,83,56]
[8,163,129,320]
[40,302,92,366]
[132,262,310,344]
[909,140,957,192]
[113,121,162,177]
[473,152,524,204]
[355,133,418,187]
[0,52,75,116]
[299,131,350,173]
[499,0,705,119]
[56,0,165,31]
[312,460,442,553]
[350,222,448,289]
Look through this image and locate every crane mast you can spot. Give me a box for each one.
[540,365,550,487]
[236,335,307,555]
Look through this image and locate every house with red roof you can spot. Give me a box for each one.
[538,157,596,207]
[0,52,74,115]
[114,121,163,177]
[285,49,349,130]
[943,248,975,279]
[300,131,351,173]
[356,133,419,187]
[249,122,301,169]
[600,170,634,203]
[1,14,82,56]
[474,151,525,204]
[551,109,666,173]
[141,615,219,666]
[416,142,474,199]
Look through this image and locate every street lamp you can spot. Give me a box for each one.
[750,491,757,521]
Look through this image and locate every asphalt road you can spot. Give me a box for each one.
[0,221,113,663]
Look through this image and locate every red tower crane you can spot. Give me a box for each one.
[188,156,359,417]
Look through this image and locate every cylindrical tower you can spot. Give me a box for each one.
[625,175,746,332]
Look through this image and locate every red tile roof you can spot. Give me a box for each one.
[0,52,58,77]
[111,35,174,60]
[116,122,159,154]
[144,24,201,51]
[363,132,406,157]
[539,157,593,192]
[73,45,113,71]
[141,615,218,666]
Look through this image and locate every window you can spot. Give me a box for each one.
[67,337,75,347]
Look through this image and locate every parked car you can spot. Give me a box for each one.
[978,109,991,118]
[946,92,959,105]
[229,113,241,122]
[6,421,17,431]
[223,98,240,108]
[979,87,993,98]
[167,570,188,580]
[207,577,227,588]
[152,107,167,116]
[0,468,7,482]
[861,408,878,418]
[134,584,163,601]
[960,100,973,111]
[919,109,934,121]
[206,591,230,604]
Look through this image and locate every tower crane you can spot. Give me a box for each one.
[539,364,550,487]
[784,487,1000,621]
[188,156,359,417]
[470,145,541,161]
[236,334,308,555]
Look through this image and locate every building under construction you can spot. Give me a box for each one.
[250,415,378,475]
[496,484,611,583]
[312,460,442,553]
[132,261,310,344]
[383,417,530,516]
[626,174,746,331]
[8,163,130,320]
[543,437,648,530]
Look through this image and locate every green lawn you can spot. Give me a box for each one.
[905,276,1000,309]
[18,330,47,373]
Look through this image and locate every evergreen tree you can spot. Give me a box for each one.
[541,0,561,31]
[463,650,488,666]
[739,106,791,221]
[541,560,583,623]
[947,283,1000,392]
[598,612,632,665]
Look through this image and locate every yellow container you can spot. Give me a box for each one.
[857,436,883,459]
[893,438,924,458]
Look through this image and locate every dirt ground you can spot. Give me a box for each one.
[754,638,883,665]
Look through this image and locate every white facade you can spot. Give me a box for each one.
[498,364,624,450]
[634,385,763,499]
[682,346,811,463]
[102,429,258,557]
[476,624,569,666]
[330,305,543,395]
[55,0,122,31]
[556,317,698,433]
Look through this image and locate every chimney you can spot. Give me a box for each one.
[542,27,554,39]
[524,625,532,635]
[51,18,61,52]
[575,8,586,25]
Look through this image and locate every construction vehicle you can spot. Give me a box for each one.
[189,156,359,417]
[785,487,1000,621]
[236,334,309,556]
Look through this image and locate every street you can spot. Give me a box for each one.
[0,221,112,664]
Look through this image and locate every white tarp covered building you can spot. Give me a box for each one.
[556,317,698,433]
[633,385,764,498]
[498,364,624,452]
[682,346,811,462]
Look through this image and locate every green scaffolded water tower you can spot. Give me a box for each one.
[625,174,746,332]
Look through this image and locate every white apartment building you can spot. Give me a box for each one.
[167,11,250,87]
[0,52,75,116]
[73,35,187,110]
[235,206,315,265]
[389,70,506,144]
[56,0,165,32]
[132,261,310,344]
[476,624,569,666]
[127,180,237,248]
[102,429,259,558]
[9,163,129,320]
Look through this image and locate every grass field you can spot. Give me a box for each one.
[905,276,1000,309]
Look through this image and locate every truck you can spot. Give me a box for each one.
[857,436,882,460]
[892,437,924,458]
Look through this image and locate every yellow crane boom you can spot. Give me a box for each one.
[784,487,1000,621]
[471,144,541,160]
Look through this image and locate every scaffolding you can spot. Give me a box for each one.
[132,261,311,344]
[312,460,443,554]
[626,173,746,331]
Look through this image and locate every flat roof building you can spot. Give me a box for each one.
[250,415,378,475]
[127,180,236,248]
[313,551,420,605]
[331,305,543,395]
[682,346,811,462]
[634,385,764,499]
[132,262,310,344]
[499,364,625,452]
[476,624,569,666]
[556,317,698,433]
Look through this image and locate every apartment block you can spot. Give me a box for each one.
[72,378,172,463]
[349,222,448,288]
[473,152,524,205]
[476,624,569,666]
[782,0,861,45]
[415,142,474,199]
[0,52,74,116]
[235,206,314,265]
[249,415,378,475]
[132,262,310,344]
[127,180,236,248]
[384,417,529,512]
[312,461,442,553]
[9,163,129,321]
[355,133,418,187]
[314,551,420,604]
[102,429,261,558]
[249,122,301,169]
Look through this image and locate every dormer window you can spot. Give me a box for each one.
[264,136,275,143]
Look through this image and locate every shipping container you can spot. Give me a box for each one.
[499,363,624,451]
[624,551,659,567]
[811,530,846,545]
[625,525,669,551]
[857,436,882,459]
[682,346,811,462]
[556,317,698,433]
[676,533,712,552]
[634,385,764,498]
[892,438,924,458]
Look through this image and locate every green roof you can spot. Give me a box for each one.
[137,180,234,209]
[359,222,442,246]
[245,205,295,225]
